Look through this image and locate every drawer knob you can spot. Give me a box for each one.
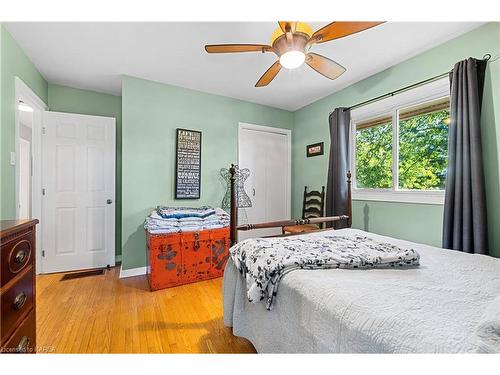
[13,291,27,310]
[14,249,27,264]
[16,336,30,353]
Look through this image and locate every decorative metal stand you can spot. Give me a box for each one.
[220,165,252,214]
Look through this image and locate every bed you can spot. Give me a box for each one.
[224,228,500,353]
[222,165,500,353]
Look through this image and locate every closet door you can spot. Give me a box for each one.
[238,123,291,240]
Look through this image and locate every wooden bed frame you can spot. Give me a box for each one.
[228,164,352,245]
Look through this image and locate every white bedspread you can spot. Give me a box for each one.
[223,229,500,353]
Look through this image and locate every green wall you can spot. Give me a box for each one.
[47,84,123,256]
[1,25,48,218]
[292,22,500,257]
[121,75,294,269]
[3,22,500,269]
[0,25,123,255]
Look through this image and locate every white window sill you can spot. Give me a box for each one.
[353,189,444,205]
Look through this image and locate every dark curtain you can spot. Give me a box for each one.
[443,57,488,254]
[326,108,351,229]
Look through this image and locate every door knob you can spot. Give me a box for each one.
[106,199,113,204]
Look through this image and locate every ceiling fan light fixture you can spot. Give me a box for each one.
[279,50,305,69]
[204,21,385,86]
[270,22,313,45]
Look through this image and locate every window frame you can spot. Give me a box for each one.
[350,77,450,205]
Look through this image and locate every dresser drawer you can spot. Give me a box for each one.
[1,230,34,287]
[1,267,34,343]
[0,310,36,354]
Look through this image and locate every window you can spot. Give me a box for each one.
[351,78,450,204]
[398,98,449,190]
[356,114,393,189]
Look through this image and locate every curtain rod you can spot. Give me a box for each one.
[335,54,492,114]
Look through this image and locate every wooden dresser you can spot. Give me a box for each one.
[0,220,38,354]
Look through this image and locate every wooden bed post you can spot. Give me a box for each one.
[347,170,352,228]
[228,165,353,242]
[229,164,237,246]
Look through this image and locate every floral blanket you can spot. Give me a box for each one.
[230,233,420,310]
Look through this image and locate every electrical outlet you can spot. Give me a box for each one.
[10,152,16,166]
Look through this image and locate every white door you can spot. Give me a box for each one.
[42,111,115,273]
[238,123,291,240]
[18,138,32,219]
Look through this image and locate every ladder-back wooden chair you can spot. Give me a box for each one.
[282,186,325,234]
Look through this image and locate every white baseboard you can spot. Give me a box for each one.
[119,265,147,278]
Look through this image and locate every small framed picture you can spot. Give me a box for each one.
[306,142,324,157]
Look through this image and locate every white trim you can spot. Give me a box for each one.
[15,77,48,110]
[238,122,292,220]
[119,265,147,278]
[44,110,116,121]
[350,77,449,205]
[353,190,444,205]
[239,122,292,137]
[14,77,48,275]
[17,138,32,219]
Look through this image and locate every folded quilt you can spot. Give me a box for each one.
[230,233,420,310]
[178,217,203,223]
[145,206,230,234]
[147,227,180,234]
[156,206,215,219]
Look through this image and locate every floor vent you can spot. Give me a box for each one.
[61,269,105,281]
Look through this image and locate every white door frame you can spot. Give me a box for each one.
[15,77,48,274]
[18,138,32,219]
[238,122,292,220]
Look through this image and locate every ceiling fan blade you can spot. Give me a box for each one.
[306,53,346,80]
[278,21,297,34]
[205,44,273,53]
[255,61,281,87]
[309,21,384,44]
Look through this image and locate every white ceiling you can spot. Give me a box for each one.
[5,22,483,111]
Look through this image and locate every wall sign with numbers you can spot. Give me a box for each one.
[175,128,202,199]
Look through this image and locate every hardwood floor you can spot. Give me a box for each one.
[36,267,256,353]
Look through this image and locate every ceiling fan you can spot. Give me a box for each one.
[205,21,384,87]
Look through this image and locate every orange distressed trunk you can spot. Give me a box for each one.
[146,227,230,291]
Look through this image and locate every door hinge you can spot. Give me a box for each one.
[42,126,46,135]
[42,188,46,196]
[42,250,45,257]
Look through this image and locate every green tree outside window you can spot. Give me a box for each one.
[355,108,449,190]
